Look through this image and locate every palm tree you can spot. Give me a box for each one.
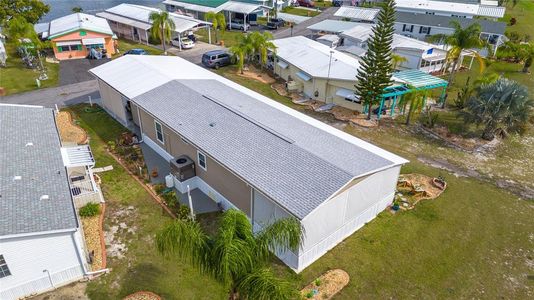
[71,6,83,13]
[398,87,427,125]
[429,20,485,107]
[149,11,175,55]
[391,53,408,70]
[205,11,226,44]
[460,78,533,140]
[156,209,303,300]
[249,31,276,69]
[230,34,254,74]
[518,42,534,73]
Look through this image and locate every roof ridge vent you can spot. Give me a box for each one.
[202,94,295,144]
[40,195,50,201]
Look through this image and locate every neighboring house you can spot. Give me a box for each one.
[44,13,116,60]
[272,36,448,115]
[89,55,408,272]
[97,4,211,48]
[394,0,505,19]
[394,11,506,56]
[339,24,448,73]
[162,0,272,27]
[0,104,102,300]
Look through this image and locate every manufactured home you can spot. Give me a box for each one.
[0,104,103,300]
[90,55,408,272]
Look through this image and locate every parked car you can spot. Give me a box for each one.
[123,49,148,55]
[202,50,233,69]
[266,18,285,30]
[171,37,195,49]
[295,0,315,8]
[332,0,344,7]
[227,19,249,31]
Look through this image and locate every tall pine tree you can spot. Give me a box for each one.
[355,0,396,120]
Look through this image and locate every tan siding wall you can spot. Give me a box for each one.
[274,63,364,112]
[137,107,252,216]
[97,79,128,124]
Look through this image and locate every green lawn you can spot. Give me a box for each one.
[281,7,321,17]
[501,0,534,38]
[65,104,226,299]
[196,28,246,48]
[0,42,59,95]
[212,66,533,298]
[113,38,163,58]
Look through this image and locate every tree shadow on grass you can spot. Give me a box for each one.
[119,262,168,299]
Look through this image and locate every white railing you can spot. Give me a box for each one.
[71,179,95,196]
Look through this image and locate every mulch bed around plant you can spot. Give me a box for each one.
[395,173,447,210]
[123,291,161,300]
[301,269,350,300]
[81,203,106,271]
[56,111,88,144]
[235,67,276,84]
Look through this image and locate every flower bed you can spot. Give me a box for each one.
[80,203,106,271]
[394,173,447,210]
[301,269,350,299]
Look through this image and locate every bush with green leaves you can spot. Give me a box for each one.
[177,205,190,220]
[79,202,100,217]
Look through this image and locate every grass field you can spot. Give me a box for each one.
[196,28,246,48]
[113,38,163,58]
[0,42,59,95]
[281,7,321,17]
[66,105,226,299]
[501,0,534,38]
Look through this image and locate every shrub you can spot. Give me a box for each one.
[305,291,314,299]
[162,190,178,209]
[178,205,191,220]
[510,17,516,26]
[314,278,322,286]
[79,202,100,217]
[153,184,166,195]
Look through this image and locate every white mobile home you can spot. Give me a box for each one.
[0,104,102,300]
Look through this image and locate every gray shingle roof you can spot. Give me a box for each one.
[0,105,78,237]
[133,80,396,219]
[395,12,506,35]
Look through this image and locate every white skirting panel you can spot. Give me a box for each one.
[142,134,173,162]
[0,265,84,300]
[295,192,394,272]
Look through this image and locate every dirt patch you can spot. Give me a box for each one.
[56,111,88,144]
[235,67,275,84]
[272,83,289,96]
[394,173,447,210]
[123,291,161,300]
[104,205,138,260]
[301,269,350,299]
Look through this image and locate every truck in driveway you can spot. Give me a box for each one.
[266,18,285,30]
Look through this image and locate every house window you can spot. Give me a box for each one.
[402,24,414,32]
[57,44,82,52]
[419,26,431,35]
[0,255,11,278]
[197,151,207,171]
[155,121,164,144]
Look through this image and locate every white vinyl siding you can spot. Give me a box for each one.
[0,232,86,300]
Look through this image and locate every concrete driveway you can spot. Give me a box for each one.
[59,58,110,86]
[167,41,225,65]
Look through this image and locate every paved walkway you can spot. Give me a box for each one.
[0,80,100,108]
[274,7,338,39]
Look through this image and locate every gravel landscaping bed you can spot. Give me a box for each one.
[81,204,105,271]
[56,111,88,144]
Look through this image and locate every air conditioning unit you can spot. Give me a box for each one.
[170,155,196,182]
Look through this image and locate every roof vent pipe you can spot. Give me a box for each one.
[40,195,50,201]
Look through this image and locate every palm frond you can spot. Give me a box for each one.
[155,220,211,273]
[255,217,303,264]
[236,268,299,300]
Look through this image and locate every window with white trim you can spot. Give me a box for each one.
[197,151,207,171]
[155,121,164,144]
[0,255,11,278]
[419,26,431,35]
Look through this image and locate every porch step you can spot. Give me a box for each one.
[93,165,114,173]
